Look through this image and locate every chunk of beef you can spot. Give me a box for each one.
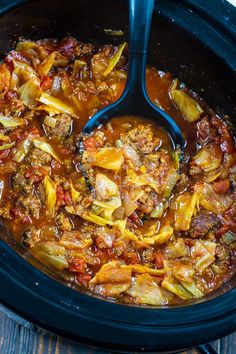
[22,226,40,247]
[121,125,161,154]
[197,116,217,146]
[56,212,73,231]
[44,113,72,139]
[30,148,51,165]
[190,212,219,238]
[11,170,34,195]
[19,195,42,219]
[0,207,12,219]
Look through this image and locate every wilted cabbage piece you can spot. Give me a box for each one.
[18,78,41,107]
[180,280,203,298]
[89,261,132,297]
[0,133,10,142]
[59,230,92,249]
[191,240,216,274]
[15,41,48,61]
[31,242,69,270]
[33,138,62,163]
[70,181,80,204]
[103,42,126,76]
[170,79,204,122]
[174,192,199,231]
[0,115,25,127]
[128,264,165,276]
[13,138,32,162]
[125,168,160,193]
[129,274,167,305]
[43,175,57,217]
[80,211,114,227]
[0,142,15,150]
[10,60,39,89]
[38,52,56,77]
[162,275,192,299]
[172,262,195,283]
[95,173,119,200]
[191,144,222,173]
[139,225,174,247]
[0,63,11,95]
[165,238,188,259]
[195,183,233,214]
[43,115,57,128]
[38,92,76,115]
[83,147,124,171]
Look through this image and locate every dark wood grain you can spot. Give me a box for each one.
[0,310,235,354]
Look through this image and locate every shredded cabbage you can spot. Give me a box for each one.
[43,175,57,217]
[0,142,15,150]
[18,78,41,107]
[38,92,76,115]
[13,138,32,162]
[33,138,62,163]
[38,52,56,76]
[31,242,68,270]
[170,79,204,122]
[0,63,11,95]
[175,192,199,231]
[103,42,126,76]
[0,115,25,127]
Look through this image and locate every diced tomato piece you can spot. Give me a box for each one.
[25,166,48,182]
[69,258,86,273]
[40,75,53,91]
[64,191,73,206]
[21,215,32,224]
[0,149,11,160]
[56,185,65,206]
[5,90,17,100]
[212,116,235,154]
[10,207,23,218]
[213,179,230,194]
[154,251,165,268]
[215,225,229,238]
[83,137,96,151]
[76,274,91,287]
[124,252,140,265]
[129,212,143,227]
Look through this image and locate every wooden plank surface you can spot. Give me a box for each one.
[0,309,235,354]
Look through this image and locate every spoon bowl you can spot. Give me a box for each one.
[83,0,185,151]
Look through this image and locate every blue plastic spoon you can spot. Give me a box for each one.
[83,0,185,151]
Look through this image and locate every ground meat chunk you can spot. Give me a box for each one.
[138,191,155,214]
[190,212,219,238]
[56,212,73,231]
[173,173,189,194]
[0,207,12,219]
[11,170,34,195]
[19,195,42,219]
[77,43,95,57]
[44,113,72,139]
[197,116,217,146]
[22,227,40,247]
[30,148,51,165]
[120,125,161,154]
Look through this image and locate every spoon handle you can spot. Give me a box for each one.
[129,0,154,54]
[123,0,154,103]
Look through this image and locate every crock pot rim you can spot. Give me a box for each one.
[0,0,235,351]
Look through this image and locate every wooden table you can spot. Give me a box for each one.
[0,304,235,354]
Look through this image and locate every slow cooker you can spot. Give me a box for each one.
[0,0,235,352]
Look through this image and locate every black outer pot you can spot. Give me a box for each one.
[0,0,236,352]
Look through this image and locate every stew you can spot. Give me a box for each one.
[0,37,235,305]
